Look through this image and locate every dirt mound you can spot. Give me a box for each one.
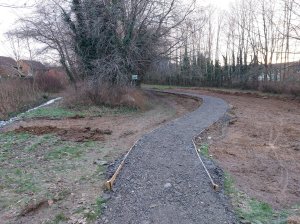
[14,126,112,142]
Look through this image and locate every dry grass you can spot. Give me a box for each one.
[259,81,300,96]
[63,81,148,110]
[0,78,42,120]
[35,72,66,93]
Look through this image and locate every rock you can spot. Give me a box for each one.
[240,220,251,224]
[102,193,111,201]
[229,118,238,125]
[47,200,54,206]
[293,144,300,151]
[94,160,108,166]
[164,183,172,189]
[288,216,300,224]
[150,204,158,208]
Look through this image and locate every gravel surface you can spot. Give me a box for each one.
[99,91,237,224]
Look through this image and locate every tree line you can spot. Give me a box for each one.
[7,0,300,91]
[145,0,300,90]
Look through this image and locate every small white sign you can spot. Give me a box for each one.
[132,75,138,80]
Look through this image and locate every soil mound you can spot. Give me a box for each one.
[14,125,112,142]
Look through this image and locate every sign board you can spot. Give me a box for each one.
[132,75,138,80]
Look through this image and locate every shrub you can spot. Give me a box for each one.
[259,81,300,96]
[35,72,66,93]
[62,81,147,110]
[0,78,42,120]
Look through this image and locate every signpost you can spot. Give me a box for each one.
[131,74,139,86]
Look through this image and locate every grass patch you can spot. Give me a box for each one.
[22,107,82,119]
[84,197,107,222]
[198,144,209,157]
[22,105,138,119]
[224,173,235,195]
[0,132,32,162]
[25,134,53,152]
[238,200,275,223]
[142,84,184,90]
[48,213,68,224]
[46,145,85,160]
[224,172,291,224]
[0,168,39,193]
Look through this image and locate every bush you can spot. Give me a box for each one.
[63,81,147,110]
[259,81,300,96]
[35,72,66,93]
[0,78,42,120]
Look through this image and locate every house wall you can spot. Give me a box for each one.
[19,61,31,76]
[0,66,16,78]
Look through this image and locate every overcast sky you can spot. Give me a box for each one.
[0,0,233,58]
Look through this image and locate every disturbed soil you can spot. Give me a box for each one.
[181,88,300,210]
[14,126,112,142]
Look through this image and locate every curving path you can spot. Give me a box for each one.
[100,91,237,224]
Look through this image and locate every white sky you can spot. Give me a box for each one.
[0,0,233,58]
[0,0,36,57]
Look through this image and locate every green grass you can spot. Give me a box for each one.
[21,105,138,119]
[142,84,184,90]
[22,107,83,119]
[238,200,275,223]
[0,132,31,146]
[224,173,235,195]
[0,168,39,193]
[0,132,32,162]
[198,144,209,157]
[224,172,291,224]
[25,134,53,152]
[46,145,85,160]
[84,197,107,222]
[47,213,68,224]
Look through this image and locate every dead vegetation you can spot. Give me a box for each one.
[62,82,148,110]
[259,81,300,96]
[0,79,43,120]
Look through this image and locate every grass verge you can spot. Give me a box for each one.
[224,173,300,224]
[142,84,185,90]
[21,105,138,119]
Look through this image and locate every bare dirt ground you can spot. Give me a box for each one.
[181,88,300,210]
[0,91,199,224]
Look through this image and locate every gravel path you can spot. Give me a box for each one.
[100,91,237,224]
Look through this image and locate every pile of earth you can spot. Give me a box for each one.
[14,125,112,142]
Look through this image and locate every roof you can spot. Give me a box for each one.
[20,60,47,70]
[0,56,17,67]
